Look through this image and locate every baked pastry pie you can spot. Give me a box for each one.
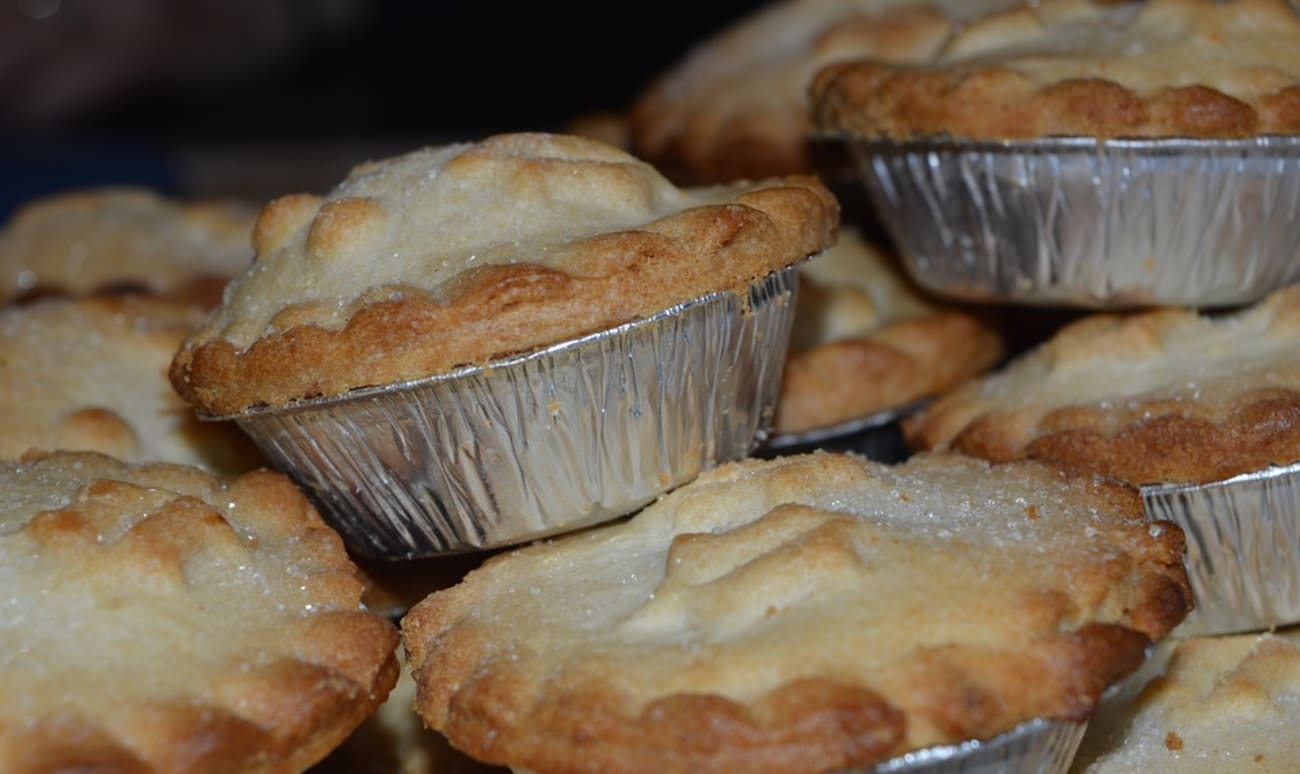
[904,284,1300,486]
[630,0,1024,183]
[812,0,1300,141]
[0,187,254,307]
[403,451,1190,773]
[0,451,399,772]
[0,295,260,475]
[774,226,1003,435]
[1073,628,1300,772]
[170,132,837,416]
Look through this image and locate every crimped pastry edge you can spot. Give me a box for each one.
[810,0,1300,142]
[812,60,1300,142]
[171,178,837,415]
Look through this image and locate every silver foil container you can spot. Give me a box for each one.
[863,718,1086,774]
[1142,460,1300,636]
[221,268,798,558]
[762,401,923,463]
[844,136,1300,307]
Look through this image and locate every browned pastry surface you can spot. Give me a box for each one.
[629,0,1023,183]
[0,452,399,772]
[774,227,1002,434]
[1073,627,1300,772]
[0,187,254,307]
[905,284,1300,485]
[0,295,261,474]
[813,0,1300,141]
[403,452,1190,774]
[170,133,838,415]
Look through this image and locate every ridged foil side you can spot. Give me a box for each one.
[862,719,1085,774]
[847,137,1300,307]
[761,400,922,462]
[229,268,797,558]
[1143,461,1300,636]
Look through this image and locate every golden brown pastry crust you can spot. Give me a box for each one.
[774,228,1003,434]
[812,0,1300,141]
[170,134,838,415]
[0,187,253,307]
[403,452,1189,773]
[0,452,399,773]
[905,284,1300,485]
[0,295,260,474]
[629,1,1029,183]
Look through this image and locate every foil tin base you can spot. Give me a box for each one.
[865,719,1085,774]
[761,401,922,463]
[849,137,1300,308]
[226,268,797,558]
[1143,460,1300,637]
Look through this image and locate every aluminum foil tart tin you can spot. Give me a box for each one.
[761,400,924,463]
[863,718,1085,774]
[220,267,798,559]
[1142,459,1300,637]
[844,136,1300,308]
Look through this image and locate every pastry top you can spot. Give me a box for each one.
[403,451,1189,774]
[630,0,1023,182]
[0,451,399,773]
[171,132,838,415]
[813,0,1300,141]
[904,284,1300,485]
[775,227,1003,434]
[0,295,259,475]
[1074,628,1300,773]
[0,187,254,306]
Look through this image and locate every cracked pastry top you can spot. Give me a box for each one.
[0,451,399,772]
[169,133,838,416]
[904,284,1300,485]
[812,0,1300,141]
[0,295,260,475]
[775,226,1003,435]
[402,451,1190,774]
[1073,628,1300,772]
[0,187,254,307]
[629,0,1024,182]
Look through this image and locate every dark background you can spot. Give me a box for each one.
[1,1,765,215]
